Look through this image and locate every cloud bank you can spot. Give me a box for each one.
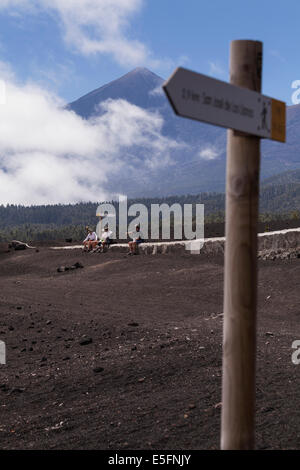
[198,146,221,161]
[0,0,165,68]
[0,75,181,205]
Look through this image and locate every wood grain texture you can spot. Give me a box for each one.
[221,40,262,450]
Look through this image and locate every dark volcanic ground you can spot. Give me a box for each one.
[0,246,299,450]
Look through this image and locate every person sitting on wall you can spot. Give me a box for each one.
[97,225,113,252]
[83,228,98,251]
[127,224,144,256]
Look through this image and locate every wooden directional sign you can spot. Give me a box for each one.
[163,67,286,142]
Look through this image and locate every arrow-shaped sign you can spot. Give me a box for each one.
[163,67,285,142]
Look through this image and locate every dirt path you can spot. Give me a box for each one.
[0,247,299,449]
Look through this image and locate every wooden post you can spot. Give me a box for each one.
[221,40,262,450]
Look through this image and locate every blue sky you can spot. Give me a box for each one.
[0,0,298,205]
[0,0,298,104]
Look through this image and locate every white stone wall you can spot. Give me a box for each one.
[52,227,300,258]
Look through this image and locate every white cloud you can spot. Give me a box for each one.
[149,85,163,97]
[0,0,166,68]
[0,72,181,205]
[208,61,226,77]
[45,0,150,66]
[198,146,220,161]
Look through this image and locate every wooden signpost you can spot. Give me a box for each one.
[163,40,286,450]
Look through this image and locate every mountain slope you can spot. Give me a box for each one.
[262,169,300,186]
[68,68,300,198]
[68,68,165,118]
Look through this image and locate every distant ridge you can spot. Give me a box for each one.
[262,169,300,186]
